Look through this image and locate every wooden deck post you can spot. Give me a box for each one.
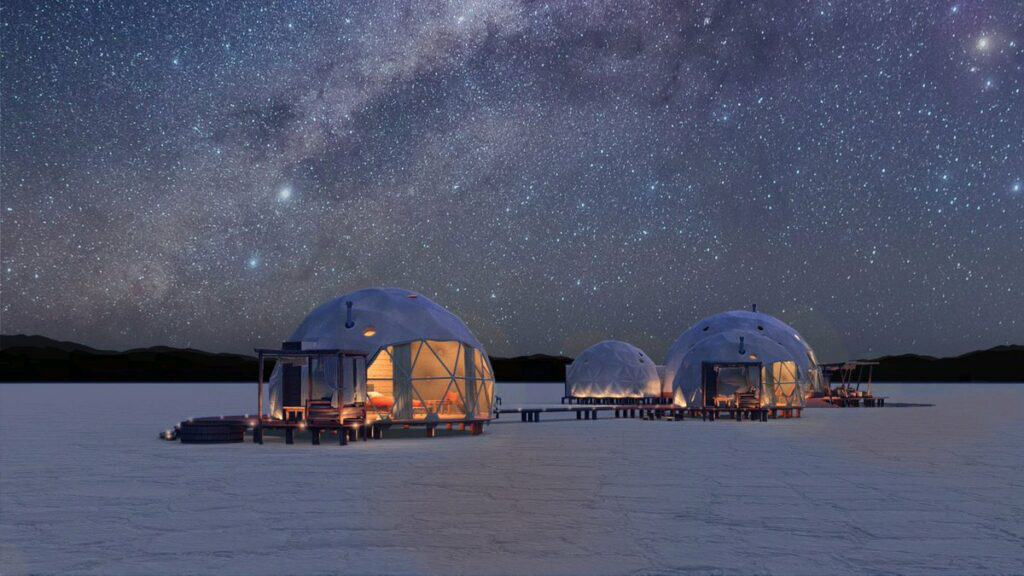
[311,428,320,445]
[306,356,313,415]
[256,352,264,444]
[339,427,348,445]
[285,428,294,444]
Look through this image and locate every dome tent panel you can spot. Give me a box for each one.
[268,288,493,422]
[566,340,661,398]
[283,288,483,355]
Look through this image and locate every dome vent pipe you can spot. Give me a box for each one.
[345,301,354,328]
[739,336,746,355]
[752,303,757,313]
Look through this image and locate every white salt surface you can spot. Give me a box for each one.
[1,383,1022,575]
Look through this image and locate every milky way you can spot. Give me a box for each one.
[2,1,1022,360]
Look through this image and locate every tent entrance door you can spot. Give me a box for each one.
[282,364,303,420]
[702,363,718,407]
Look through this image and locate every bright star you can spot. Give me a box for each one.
[277,186,292,201]
[247,257,259,269]
[976,37,991,51]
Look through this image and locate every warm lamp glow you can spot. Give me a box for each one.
[363,326,377,337]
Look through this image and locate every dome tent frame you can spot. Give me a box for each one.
[666,309,816,409]
[263,288,495,431]
[564,340,663,403]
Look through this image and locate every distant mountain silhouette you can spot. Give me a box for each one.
[1,335,1021,382]
[0,335,266,382]
[1,334,108,353]
[858,345,1024,382]
[489,354,573,382]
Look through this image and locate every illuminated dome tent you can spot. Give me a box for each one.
[565,340,661,400]
[268,288,494,423]
[663,308,819,408]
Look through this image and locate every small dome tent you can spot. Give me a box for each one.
[268,288,494,423]
[664,309,820,408]
[565,340,661,399]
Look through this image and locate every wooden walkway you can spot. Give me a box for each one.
[497,404,802,422]
[163,402,810,444]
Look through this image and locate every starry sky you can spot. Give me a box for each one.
[2,1,1022,362]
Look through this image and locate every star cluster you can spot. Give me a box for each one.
[2,1,1022,360]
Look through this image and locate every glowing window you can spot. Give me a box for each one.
[362,326,377,337]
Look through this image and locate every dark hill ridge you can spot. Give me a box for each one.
[1,334,107,353]
[0,335,269,382]
[1,335,1021,382]
[860,345,1024,382]
[488,354,572,383]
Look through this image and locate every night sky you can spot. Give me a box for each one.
[2,1,1022,361]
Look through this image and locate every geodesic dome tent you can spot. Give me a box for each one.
[663,310,821,408]
[267,288,494,422]
[565,340,661,399]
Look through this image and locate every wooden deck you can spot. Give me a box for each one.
[164,414,487,445]
[561,396,671,405]
[824,395,886,407]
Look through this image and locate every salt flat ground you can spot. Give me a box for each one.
[1,383,1022,576]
